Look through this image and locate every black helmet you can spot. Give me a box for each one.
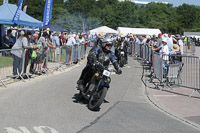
[101,37,113,48]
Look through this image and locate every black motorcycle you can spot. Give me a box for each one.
[117,47,126,67]
[79,62,112,110]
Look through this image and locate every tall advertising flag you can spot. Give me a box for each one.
[12,0,23,24]
[43,0,53,27]
[23,5,27,13]
[3,0,9,4]
[82,21,85,33]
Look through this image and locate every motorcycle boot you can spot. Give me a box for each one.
[77,80,85,91]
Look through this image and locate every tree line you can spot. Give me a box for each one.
[1,0,200,34]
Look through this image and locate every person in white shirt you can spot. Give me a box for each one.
[65,34,76,65]
[176,34,184,55]
[166,33,173,52]
[161,38,169,61]
[161,38,169,75]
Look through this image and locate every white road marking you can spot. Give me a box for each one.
[33,126,59,133]
[5,126,59,133]
[153,95,178,97]
[5,127,31,133]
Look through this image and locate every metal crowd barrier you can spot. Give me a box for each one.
[0,44,87,87]
[0,48,27,87]
[168,54,200,97]
[132,43,200,97]
[46,47,61,72]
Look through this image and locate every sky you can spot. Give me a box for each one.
[138,0,200,7]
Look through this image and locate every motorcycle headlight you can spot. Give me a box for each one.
[107,77,111,83]
[95,73,99,77]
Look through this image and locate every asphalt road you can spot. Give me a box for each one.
[0,57,199,133]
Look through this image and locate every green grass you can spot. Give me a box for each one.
[0,56,13,68]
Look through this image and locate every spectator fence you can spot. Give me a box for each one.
[132,43,200,97]
[0,45,87,87]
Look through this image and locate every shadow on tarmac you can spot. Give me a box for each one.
[72,93,110,112]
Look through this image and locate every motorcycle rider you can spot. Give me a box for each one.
[116,35,129,64]
[77,37,122,91]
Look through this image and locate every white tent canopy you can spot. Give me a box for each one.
[90,26,118,34]
[117,27,161,36]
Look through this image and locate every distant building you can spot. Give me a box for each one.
[118,0,169,6]
[64,0,169,6]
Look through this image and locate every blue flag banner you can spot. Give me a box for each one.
[3,0,9,4]
[12,0,23,24]
[82,21,85,33]
[43,0,53,27]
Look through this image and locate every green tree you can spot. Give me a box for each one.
[176,4,197,30]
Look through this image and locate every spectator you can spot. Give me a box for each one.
[79,33,85,59]
[161,38,169,61]
[83,34,88,57]
[65,34,76,65]
[75,35,81,63]
[23,32,34,74]
[184,36,187,46]
[60,32,65,46]
[11,31,28,77]
[52,32,60,62]
[166,33,173,52]
[154,33,162,52]
[3,34,13,48]
[176,34,184,55]
[141,36,147,45]
[160,38,169,76]
[7,29,15,45]
[33,32,48,75]
[64,32,68,43]
[29,33,39,74]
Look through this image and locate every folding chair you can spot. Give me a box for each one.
[164,63,181,88]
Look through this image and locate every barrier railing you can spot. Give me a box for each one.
[168,54,200,97]
[132,43,200,97]
[0,44,87,87]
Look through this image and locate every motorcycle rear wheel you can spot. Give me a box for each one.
[88,87,108,110]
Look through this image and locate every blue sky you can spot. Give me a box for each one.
[140,0,200,7]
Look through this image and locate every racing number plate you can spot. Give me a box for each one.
[121,51,124,54]
[103,70,111,77]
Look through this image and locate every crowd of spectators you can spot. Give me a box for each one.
[1,27,90,78]
[0,26,193,79]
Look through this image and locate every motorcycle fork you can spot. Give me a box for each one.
[95,78,103,92]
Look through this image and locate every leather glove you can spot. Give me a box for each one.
[113,61,122,75]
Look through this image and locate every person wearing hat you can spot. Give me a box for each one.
[161,38,169,60]
[171,44,179,52]
[161,38,169,76]
[153,33,162,52]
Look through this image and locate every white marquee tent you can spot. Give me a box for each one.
[117,27,161,36]
[90,26,118,34]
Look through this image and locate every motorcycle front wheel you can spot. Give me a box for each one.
[88,87,108,110]
[119,56,124,67]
